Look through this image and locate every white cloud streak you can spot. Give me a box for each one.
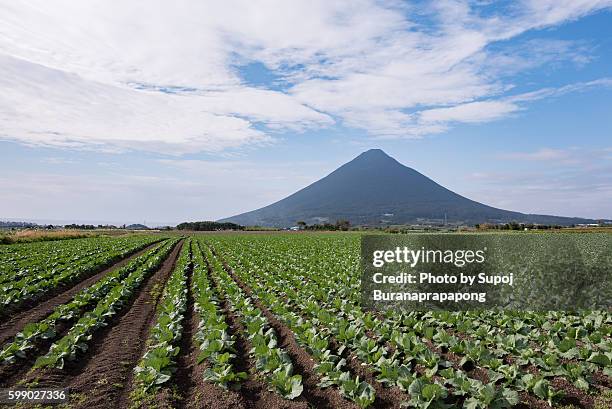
[0,0,611,153]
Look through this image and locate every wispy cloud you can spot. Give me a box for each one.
[418,101,520,125]
[508,78,612,103]
[501,148,574,161]
[42,157,81,165]
[0,0,611,153]
[499,146,612,164]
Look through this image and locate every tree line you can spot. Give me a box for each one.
[176,221,244,231]
[296,220,351,231]
[475,222,563,230]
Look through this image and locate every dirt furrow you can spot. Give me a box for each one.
[170,243,230,409]
[202,243,307,409]
[208,245,361,409]
[0,240,163,347]
[241,282,359,409]
[21,240,183,408]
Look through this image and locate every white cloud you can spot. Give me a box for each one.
[502,148,572,161]
[0,55,269,154]
[499,147,612,165]
[418,100,520,124]
[508,78,612,103]
[0,0,611,152]
[518,0,612,29]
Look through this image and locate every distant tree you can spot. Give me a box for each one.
[64,224,95,230]
[303,219,351,231]
[176,221,244,231]
[296,221,307,229]
[335,219,351,231]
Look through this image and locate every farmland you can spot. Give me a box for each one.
[0,233,610,409]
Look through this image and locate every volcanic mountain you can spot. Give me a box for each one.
[219,149,597,227]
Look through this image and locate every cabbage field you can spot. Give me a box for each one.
[0,233,610,409]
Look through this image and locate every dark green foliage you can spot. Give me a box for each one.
[176,221,244,231]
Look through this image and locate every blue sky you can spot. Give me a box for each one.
[0,1,611,226]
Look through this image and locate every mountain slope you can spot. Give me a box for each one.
[219,149,597,227]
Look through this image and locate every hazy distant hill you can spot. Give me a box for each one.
[0,221,38,228]
[125,224,149,230]
[220,149,599,227]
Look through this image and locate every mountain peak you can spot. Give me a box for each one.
[357,148,390,159]
[219,149,594,227]
[350,149,399,168]
[344,149,412,171]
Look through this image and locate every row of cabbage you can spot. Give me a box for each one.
[0,235,162,314]
[274,236,612,394]
[202,241,304,400]
[132,239,191,401]
[191,241,247,389]
[130,239,247,400]
[32,238,179,369]
[208,241,377,407]
[23,238,180,369]
[218,240,520,408]
[0,239,172,366]
[275,239,609,403]
[0,235,157,282]
[207,234,611,409]
[131,238,303,404]
[0,237,110,277]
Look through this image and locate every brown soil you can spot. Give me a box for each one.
[0,242,167,389]
[229,271,359,409]
[203,244,309,409]
[165,242,246,409]
[0,241,163,348]
[552,377,596,408]
[21,240,183,409]
[209,246,378,409]
[515,391,555,409]
[593,371,612,389]
[164,243,200,409]
[214,245,414,409]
